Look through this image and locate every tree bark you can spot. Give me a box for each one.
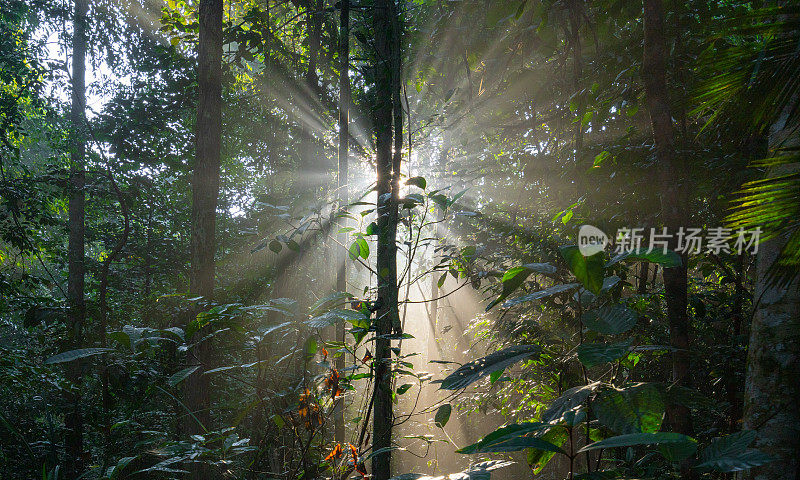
[186,0,222,476]
[372,0,400,478]
[641,0,694,439]
[335,0,350,445]
[65,0,87,476]
[739,133,800,479]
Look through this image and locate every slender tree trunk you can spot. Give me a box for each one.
[372,0,400,478]
[636,263,649,294]
[725,254,744,433]
[300,0,322,180]
[98,171,130,469]
[641,0,694,440]
[186,0,222,476]
[568,0,584,195]
[65,0,87,476]
[334,0,350,445]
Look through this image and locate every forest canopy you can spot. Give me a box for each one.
[1,0,799,479]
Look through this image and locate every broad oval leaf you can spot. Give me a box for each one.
[434,404,452,428]
[695,430,772,472]
[541,382,601,424]
[439,345,541,390]
[560,246,605,294]
[577,341,632,368]
[593,383,664,434]
[406,176,427,189]
[582,304,638,335]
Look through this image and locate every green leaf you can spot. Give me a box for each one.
[306,309,367,329]
[434,404,452,428]
[659,440,699,463]
[406,176,427,189]
[593,383,664,434]
[526,426,569,474]
[607,248,681,268]
[268,239,282,254]
[500,283,580,309]
[489,369,504,384]
[541,382,601,424]
[581,111,593,127]
[577,432,697,453]
[486,263,558,310]
[560,246,605,294]
[108,456,136,479]
[695,450,773,472]
[459,431,564,455]
[349,241,360,261]
[577,341,632,368]
[440,345,541,390]
[44,348,114,364]
[699,430,756,462]
[458,422,549,453]
[593,151,612,168]
[306,338,318,356]
[397,383,414,395]
[356,237,370,259]
[695,430,772,472]
[582,304,638,335]
[168,366,200,386]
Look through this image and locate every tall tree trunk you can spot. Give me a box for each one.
[334,0,350,445]
[186,0,222,476]
[65,0,87,476]
[641,0,694,439]
[739,128,800,479]
[372,0,400,478]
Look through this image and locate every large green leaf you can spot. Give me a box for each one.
[577,341,632,368]
[607,248,682,268]
[434,404,452,428]
[501,283,580,308]
[593,383,664,434]
[699,430,755,462]
[526,426,569,474]
[577,432,697,453]
[390,461,512,480]
[695,430,773,472]
[582,304,638,335]
[695,450,773,472]
[541,382,601,424]
[486,263,557,310]
[305,309,367,329]
[560,246,605,294]
[44,348,114,364]
[457,422,555,454]
[439,345,541,390]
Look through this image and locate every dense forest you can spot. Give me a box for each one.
[1,0,799,478]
